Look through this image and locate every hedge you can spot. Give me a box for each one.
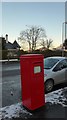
[1,49,67,60]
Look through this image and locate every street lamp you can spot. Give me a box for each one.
[62,22,67,56]
[65,22,67,40]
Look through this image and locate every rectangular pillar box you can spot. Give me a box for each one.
[20,54,45,110]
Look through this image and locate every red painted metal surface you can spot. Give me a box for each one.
[20,54,45,110]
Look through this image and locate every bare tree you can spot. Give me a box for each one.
[46,39,53,49]
[18,26,46,51]
[40,38,53,49]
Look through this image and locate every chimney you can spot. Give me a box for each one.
[5,34,8,43]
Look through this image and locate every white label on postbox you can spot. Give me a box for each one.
[34,66,41,74]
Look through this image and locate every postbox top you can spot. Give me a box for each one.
[20,54,44,59]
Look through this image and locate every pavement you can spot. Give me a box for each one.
[0,60,67,120]
[0,59,19,63]
[1,87,67,120]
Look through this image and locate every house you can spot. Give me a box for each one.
[0,34,21,57]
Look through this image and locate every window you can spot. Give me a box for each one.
[53,59,67,71]
[44,58,59,69]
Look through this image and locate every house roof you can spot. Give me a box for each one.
[5,41,13,49]
[0,37,21,50]
[13,40,21,49]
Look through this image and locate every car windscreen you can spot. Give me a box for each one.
[44,58,59,69]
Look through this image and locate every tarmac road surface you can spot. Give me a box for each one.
[2,62,21,107]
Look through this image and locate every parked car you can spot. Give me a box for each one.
[44,57,67,92]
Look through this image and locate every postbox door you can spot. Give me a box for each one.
[32,62,44,109]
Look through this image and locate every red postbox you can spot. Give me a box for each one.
[20,54,45,110]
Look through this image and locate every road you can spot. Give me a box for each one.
[2,62,21,107]
[0,61,67,119]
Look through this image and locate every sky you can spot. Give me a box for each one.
[1,2,66,49]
